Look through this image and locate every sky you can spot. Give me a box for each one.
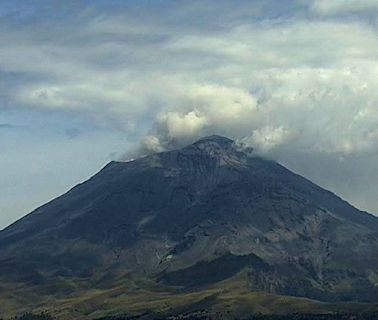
[1,0,378,229]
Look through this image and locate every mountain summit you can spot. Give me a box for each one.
[1,135,378,317]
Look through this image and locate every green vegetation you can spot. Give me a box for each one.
[247,315,378,320]
[11,312,378,320]
[1,271,378,319]
[12,313,54,320]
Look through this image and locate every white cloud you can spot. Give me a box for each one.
[311,0,378,15]
[159,110,207,140]
[1,12,377,158]
[2,15,377,158]
[244,126,294,153]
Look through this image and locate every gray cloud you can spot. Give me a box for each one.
[0,123,13,128]
[1,0,378,217]
[0,123,23,130]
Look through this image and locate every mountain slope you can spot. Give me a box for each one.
[1,135,378,317]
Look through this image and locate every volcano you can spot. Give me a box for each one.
[1,135,378,319]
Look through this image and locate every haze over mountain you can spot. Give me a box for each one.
[1,135,378,319]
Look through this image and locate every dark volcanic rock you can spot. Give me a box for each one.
[1,135,378,301]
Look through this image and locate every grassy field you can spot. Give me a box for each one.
[1,271,378,320]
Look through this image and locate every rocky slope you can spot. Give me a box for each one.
[1,135,378,316]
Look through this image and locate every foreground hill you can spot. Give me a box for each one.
[1,135,378,319]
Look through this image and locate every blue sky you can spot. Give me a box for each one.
[1,0,378,228]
